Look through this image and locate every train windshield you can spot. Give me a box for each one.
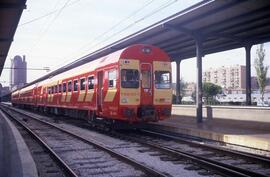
[121,69,139,88]
[155,71,171,89]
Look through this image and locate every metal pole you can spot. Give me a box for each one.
[176,60,181,104]
[196,38,203,123]
[245,44,252,105]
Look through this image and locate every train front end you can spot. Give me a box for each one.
[119,45,172,123]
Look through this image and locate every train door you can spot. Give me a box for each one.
[140,63,153,105]
[34,86,38,106]
[97,71,103,113]
[57,83,61,105]
[72,79,79,106]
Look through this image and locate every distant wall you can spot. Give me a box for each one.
[172,105,270,123]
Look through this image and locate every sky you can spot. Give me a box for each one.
[1,0,270,86]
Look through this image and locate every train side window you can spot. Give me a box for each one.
[52,86,55,94]
[73,80,78,92]
[58,84,62,93]
[108,69,116,88]
[68,81,72,92]
[88,76,94,90]
[80,78,86,91]
[63,82,67,92]
[48,87,51,94]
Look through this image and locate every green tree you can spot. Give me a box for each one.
[180,78,187,97]
[202,82,222,104]
[173,78,187,104]
[254,44,269,103]
[191,89,196,102]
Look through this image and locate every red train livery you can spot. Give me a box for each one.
[11,44,172,124]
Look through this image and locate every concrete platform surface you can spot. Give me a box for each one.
[152,114,270,151]
[0,110,38,177]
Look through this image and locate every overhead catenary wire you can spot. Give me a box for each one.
[53,0,178,70]
[1,67,50,71]
[19,0,81,27]
[78,0,178,57]
[29,0,72,52]
[86,0,178,52]
[77,0,156,54]
[51,0,157,70]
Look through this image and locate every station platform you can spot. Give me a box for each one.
[0,110,38,177]
[150,114,270,151]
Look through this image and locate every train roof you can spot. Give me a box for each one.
[14,44,169,92]
[46,44,170,84]
[46,48,123,84]
[19,83,36,93]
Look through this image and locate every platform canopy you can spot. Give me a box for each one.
[23,0,270,85]
[0,0,26,75]
[88,0,270,61]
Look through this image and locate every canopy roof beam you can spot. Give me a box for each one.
[0,3,26,9]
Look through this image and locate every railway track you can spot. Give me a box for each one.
[0,105,165,177]
[3,104,270,177]
[144,126,270,157]
[0,110,69,177]
[141,129,270,162]
[113,129,270,177]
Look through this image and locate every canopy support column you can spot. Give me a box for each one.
[176,60,181,104]
[196,37,203,123]
[245,44,252,105]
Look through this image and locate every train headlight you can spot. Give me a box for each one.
[142,47,152,54]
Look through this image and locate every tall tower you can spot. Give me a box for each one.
[10,55,27,90]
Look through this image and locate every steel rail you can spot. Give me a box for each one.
[1,105,165,177]
[141,129,270,164]
[114,131,268,177]
[0,107,78,177]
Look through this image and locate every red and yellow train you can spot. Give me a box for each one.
[11,44,172,125]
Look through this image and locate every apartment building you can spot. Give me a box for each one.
[203,65,246,90]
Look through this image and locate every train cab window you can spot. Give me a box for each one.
[80,78,86,91]
[58,84,62,93]
[108,69,117,88]
[68,81,72,92]
[121,69,139,88]
[73,80,78,92]
[88,76,94,90]
[63,82,67,92]
[142,70,151,88]
[155,71,171,89]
